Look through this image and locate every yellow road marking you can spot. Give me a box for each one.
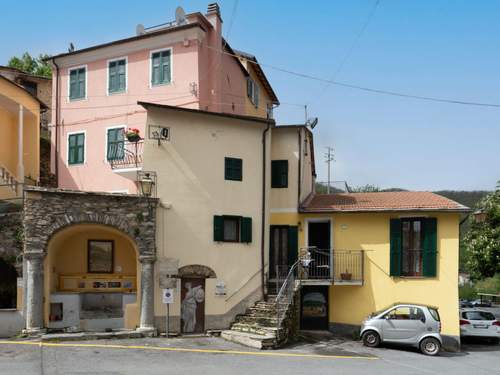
[0,340,377,360]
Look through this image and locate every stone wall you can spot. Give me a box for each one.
[0,211,22,265]
[23,187,158,256]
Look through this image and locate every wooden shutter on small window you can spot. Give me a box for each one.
[214,215,224,242]
[287,226,298,266]
[422,218,437,277]
[241,217,252,243]
[390,219,402,276]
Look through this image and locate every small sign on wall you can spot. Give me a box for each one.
[162,288,174,304]
[215,281,226,296]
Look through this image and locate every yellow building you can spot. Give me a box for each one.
[0,75,45,200]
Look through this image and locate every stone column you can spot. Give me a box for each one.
[17,104,24,182]
[138,254,156,332]
[24,252,44,333]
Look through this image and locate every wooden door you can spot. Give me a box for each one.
[180,278,205,333]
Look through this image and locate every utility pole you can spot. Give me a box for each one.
[325,147,334,194]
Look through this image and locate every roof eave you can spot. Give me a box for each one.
[299,207,471,214]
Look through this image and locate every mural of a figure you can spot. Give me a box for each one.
[181,280,205,333]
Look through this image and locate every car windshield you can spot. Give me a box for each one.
[429,308,440,321]
[463,311,495,321]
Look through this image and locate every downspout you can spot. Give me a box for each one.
[297,128,302,208]
[261,121,271,298]
[53,59,60,185]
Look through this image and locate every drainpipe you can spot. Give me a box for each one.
[297,128,302,208]
[53,59,60,185]
[261,122,271,299]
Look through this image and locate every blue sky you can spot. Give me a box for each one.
[2,0,499,190]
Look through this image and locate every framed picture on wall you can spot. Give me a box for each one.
[88,240,114,273]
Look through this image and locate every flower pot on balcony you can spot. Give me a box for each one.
[126,128,141,143]
[340,272,352,281]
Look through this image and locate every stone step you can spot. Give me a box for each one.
[221,330,277,350]
[229,322,279,336]
[234,315,278,327]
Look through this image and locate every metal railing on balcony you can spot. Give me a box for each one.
[297,248,364,284]
[109,140,143,170]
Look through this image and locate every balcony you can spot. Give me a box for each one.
[109,140,143,178]
[299,248,364,286]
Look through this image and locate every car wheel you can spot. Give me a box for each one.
[362,331,380,348]
[420,337,441,356]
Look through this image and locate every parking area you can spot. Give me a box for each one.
[0,332,498,375]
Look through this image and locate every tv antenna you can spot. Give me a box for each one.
[175,6,187,25]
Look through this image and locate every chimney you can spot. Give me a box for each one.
[207,3,221,20]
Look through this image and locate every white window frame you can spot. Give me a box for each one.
[67,64,88,102]
[304,217,334,250]
[105,125,126,163]
[149,47,173,88]
[247,77,259,108]
[66,130,87,166]
[106,56,128,95]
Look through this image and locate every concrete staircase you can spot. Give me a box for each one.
[221,292,299,350]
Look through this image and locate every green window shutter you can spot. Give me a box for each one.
[152,52,160,85]
[225,157,242,181]
[69,70,77,99]
[109,60,126,93]
[254,85,260,107]
[246,77,252,99]
[78,68,85,98]
[287,226,298,266]
[68,133,85,165]
[107,128,124,161]
[241,217,252,243]
[390,219,402,276]
[109,61,116,92]
[271,160,288,188]
[70,68,86,100]
[214,215,224,242]
[118,59,126,90]
[422,218,438,277]
[160,50,171,84]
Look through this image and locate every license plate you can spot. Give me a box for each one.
[473,324,488,329]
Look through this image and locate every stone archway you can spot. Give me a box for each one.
[22,187,158,334]
[178,265,217,279]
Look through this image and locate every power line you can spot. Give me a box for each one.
[206,44,500,108]
[313,0,381,101]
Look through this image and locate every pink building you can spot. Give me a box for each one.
[48,3,279,193]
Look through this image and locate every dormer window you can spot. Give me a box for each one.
[246,77,259,108]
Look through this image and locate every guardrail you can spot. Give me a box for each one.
[109,140,143,170]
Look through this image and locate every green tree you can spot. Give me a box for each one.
[7,52,51,78]
[464,181,500,280]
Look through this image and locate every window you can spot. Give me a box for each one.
[108,58,126,94]
[462,311,496,321]
[151,49,172,86]
[390,218,437,277]
[271,160,288,188]
[69,66,86,100]
[214,215,252,243]
[88,240,114,273]
[107,127,125,161]
[246,77,259,107]
[225,157,242,181]
[68,132,85,165]
[385,307,425,321]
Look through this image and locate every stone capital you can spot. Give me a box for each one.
[139,254,156,264]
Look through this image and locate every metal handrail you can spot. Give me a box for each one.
[275,260,300,329]
[109,140,143,170]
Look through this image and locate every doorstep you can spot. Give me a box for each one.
[41,329,153,342]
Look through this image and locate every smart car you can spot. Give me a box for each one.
[361,303,442,356]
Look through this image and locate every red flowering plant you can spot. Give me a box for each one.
[125,128,141,142]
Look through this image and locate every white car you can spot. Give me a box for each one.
[460,309,500,344]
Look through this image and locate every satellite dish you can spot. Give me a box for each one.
[175,6,187,25]
[136,24,145,35]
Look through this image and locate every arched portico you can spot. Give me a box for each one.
[23,187,157,334]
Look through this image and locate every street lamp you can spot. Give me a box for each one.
[139,173,154,197]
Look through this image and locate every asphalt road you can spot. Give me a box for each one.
[0,333,498,375]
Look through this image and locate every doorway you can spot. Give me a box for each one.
[180,278,205,334]
[269,226,298,280]
[300,285,329,330]
[307,221,331,249]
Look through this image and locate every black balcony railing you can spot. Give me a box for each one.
[109,140,143,170]
[295,248,364,284]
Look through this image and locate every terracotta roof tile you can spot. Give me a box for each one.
[302,192,469,213]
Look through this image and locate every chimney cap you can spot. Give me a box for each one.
[207,3,221,17]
